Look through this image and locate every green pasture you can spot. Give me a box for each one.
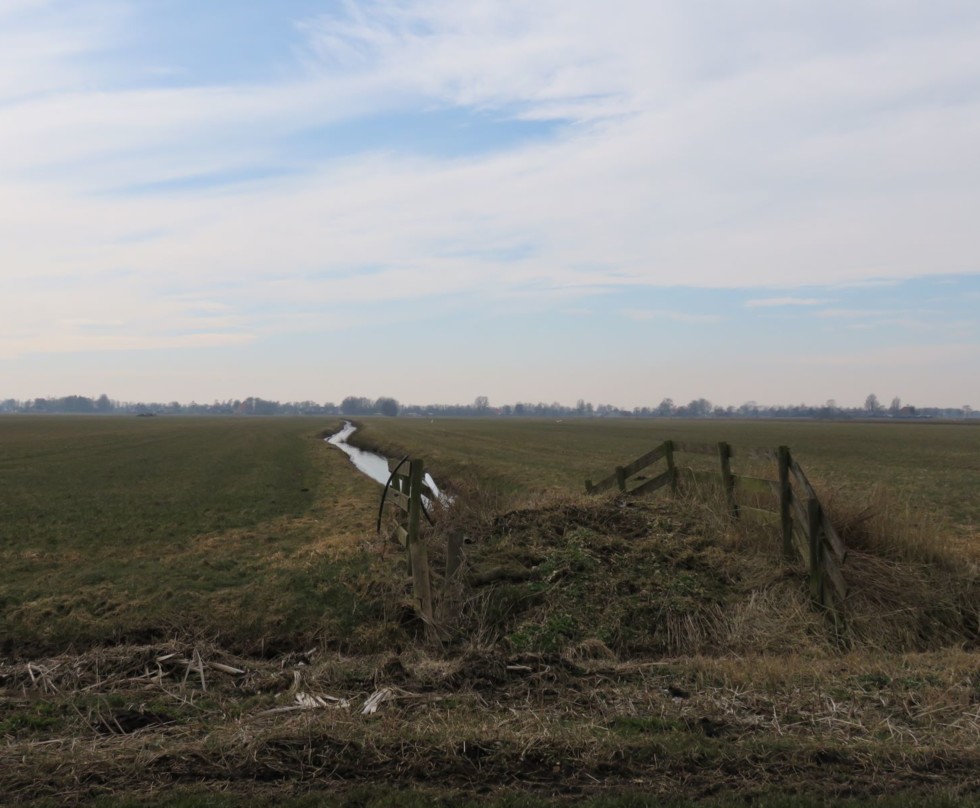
[352,417,980,535]
[2,414,977,654]
[0,416,380,653]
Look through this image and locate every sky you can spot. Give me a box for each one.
[2,0,979,410]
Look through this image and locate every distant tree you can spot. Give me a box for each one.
[54,395,95,413]
[889,397,901,415]
[341,396,372,415]
[375,397,399,417]
[687,398,712,417]
[95,393,112,413]
[250,397,280,415]
[657,398,674,416]
[865,393,880,415]
[473,396,490,413]
[513,402,526,416]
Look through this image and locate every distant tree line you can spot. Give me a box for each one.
[0,393,976,420]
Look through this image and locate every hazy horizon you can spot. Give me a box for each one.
[3,2,978,410]
[2,391,973,416]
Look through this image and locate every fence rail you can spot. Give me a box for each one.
[378,457,462,636]
[379,458,434,625]
[586,441,847,613]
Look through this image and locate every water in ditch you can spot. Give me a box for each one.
[326,421,449,503]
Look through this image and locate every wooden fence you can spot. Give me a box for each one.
[586,441,847,613]
[378,457,463,634]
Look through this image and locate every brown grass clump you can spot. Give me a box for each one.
[419,481,979,659]
[425,491,814,657]
[813,483,979,651]
[3,638,980,805]
[823,482,965,565]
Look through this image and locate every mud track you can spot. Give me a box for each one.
[3,641,979,805]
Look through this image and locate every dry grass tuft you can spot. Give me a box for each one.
[822,482,965,566]
[423,481,979,658]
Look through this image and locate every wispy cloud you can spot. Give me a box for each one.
[815,308,882,319]
[622,309,723,324]
[745,297,828,308]
[800,343,980,368]
[2,1,979,407]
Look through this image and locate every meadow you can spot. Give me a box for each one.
[1,414,978,806]
[0,416,381,653]
[351,416,980,541]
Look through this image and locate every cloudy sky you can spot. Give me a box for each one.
[2,1,978,409]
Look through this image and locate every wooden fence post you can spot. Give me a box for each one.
[717,441,738,519]
[807,497,824,607]
[664,440,677,493]
[615,466,627,493]
[778,446,793,560]
[406,459,434,625]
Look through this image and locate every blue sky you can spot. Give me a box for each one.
[2,1,978,408]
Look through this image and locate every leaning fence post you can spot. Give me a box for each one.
[664,440,677,493]
[407,459,434,626]
[615,466,627,493]
[778,446,793,560]
[807,497,825,607]
[717,441,738,519]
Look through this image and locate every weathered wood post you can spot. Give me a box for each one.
[406,459,434,624]
[807,497,825,607]
[778,446,793,560]
[664,440,677,493]
[615,466,627,493]
[717,441,738,519]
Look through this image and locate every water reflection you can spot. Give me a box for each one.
[326,422,452,505]
[326,422,392,486]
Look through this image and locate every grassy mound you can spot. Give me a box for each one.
[426,491,979,657]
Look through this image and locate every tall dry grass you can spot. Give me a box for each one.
[687,475,980,653]
[424,475,980,658]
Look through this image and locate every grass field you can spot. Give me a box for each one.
[351,416,980,540]
[0,415,383,653]
[1,414,978,806]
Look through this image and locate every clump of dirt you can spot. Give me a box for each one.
[448,496,769,656]
[431,492,979,656]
